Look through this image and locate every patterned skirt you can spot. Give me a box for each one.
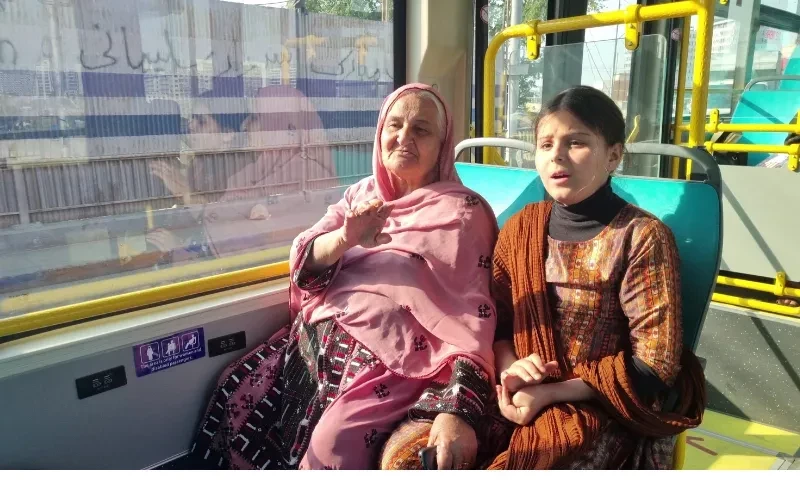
[186,311,491,470]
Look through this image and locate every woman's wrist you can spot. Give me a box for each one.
[333,226,353,251]
[304,229,349,273]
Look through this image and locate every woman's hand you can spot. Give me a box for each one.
[303,198,393,273]
[340,199,393,249]
[427,413,477,470]
[151,160,189,196]
[500,353,558,392]
[496,383,554,426]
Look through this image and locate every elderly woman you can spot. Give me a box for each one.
[187,83,499,470]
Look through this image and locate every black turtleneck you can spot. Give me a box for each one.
[548,178,627,242]
[496,179,669,401]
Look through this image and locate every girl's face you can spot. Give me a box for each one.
[534,110,622,205]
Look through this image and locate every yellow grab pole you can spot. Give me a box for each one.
[687,0,714,149]
[483,1,701,143]
[673,431,687,469]
[674,15,690,141]
[672,14,691,178]
[484,24,536,165]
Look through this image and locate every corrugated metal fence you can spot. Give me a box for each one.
[0,142,373,228]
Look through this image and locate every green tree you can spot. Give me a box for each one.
[301,0,391,21]
[488,0,603,38]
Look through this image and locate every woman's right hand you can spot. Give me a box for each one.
[340,199,393,249]
[303,199,393,273]
[500,353,558,392]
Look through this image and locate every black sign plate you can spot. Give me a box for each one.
[75,365,127,399]
[208,331,247,358]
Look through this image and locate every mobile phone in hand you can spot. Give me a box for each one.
[418,446,437,470]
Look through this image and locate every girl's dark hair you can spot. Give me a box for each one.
[534,86,625,147]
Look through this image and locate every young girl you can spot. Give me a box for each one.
[380,86,706,470]
[485,86,706,469]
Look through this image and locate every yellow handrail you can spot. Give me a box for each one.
[483,0,714,163]
[713,293,800,318]
[708,123,800,134]
[704,143,799,154]
[0,260,290,338]
[704,142,800,171]
[0,248,291,338]
[706,108,800,134]
[1,245,290,315]
[717,273,800,299]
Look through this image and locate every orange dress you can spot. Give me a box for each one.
[485,201,704,470]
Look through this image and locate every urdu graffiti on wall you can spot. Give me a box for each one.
[0,0,391,82]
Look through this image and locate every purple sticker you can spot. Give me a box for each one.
[133,328,205,377]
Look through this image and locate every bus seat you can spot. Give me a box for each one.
[454,163,721,352]
[782,46,800,78]
[454,163,544,228]
[730,90,799,165]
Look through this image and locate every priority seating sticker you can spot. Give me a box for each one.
[133,328,205,377]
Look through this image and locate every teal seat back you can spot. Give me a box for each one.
[455,163,721,351]
[730,90,799,165]
[782,47,800,79]
[455,163,545,227]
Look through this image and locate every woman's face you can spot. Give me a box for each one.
[188,103,226,151]
[533,110,622,205]
[380,93,443,191]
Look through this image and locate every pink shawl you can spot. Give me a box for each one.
[288,83,499,379]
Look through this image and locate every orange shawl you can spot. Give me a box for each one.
[488,202,706,470]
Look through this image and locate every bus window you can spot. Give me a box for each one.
[0,0,396,331]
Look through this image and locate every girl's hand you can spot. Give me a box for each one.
[500,353,558,392]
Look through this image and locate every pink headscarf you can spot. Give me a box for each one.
[289,83,499,380]
[372,83,460,200]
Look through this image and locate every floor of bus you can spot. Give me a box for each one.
[684,410,799,470]
[153,408,799,470]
